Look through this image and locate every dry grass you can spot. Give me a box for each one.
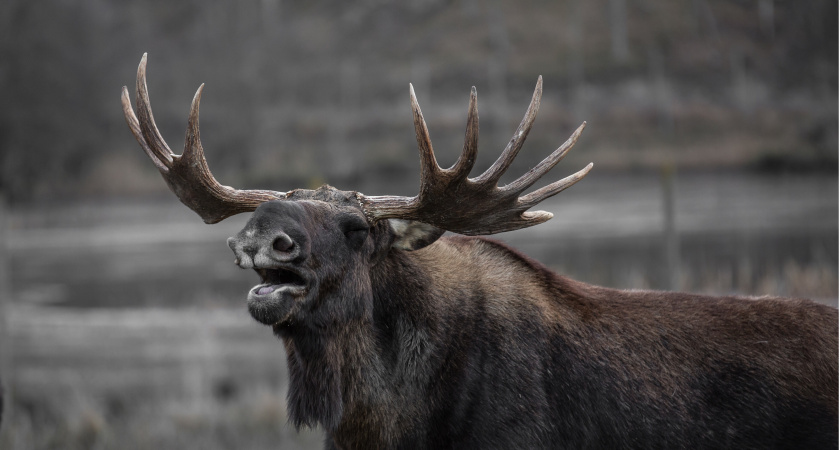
[0,306,323,450]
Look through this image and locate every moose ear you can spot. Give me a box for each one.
[388,219,445,251]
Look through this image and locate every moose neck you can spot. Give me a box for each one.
[275,246,441,445]
[277,287,385,433]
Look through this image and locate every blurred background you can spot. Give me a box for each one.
[0,0,836,448]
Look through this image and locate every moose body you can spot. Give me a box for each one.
[122,54,838,449]
[234,196,837,449]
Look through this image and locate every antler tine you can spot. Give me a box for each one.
[473,76,542,186]
[122,54,285,224]
[409,84,442,185]
[449,86,479,180]
[135,53,174,168]
[518,162,594,210]
[503,121,586,195]
[121,86,168,172]
[184,84,208,164]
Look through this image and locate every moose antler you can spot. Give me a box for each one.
[358,77,592,235]
[121,53,285,224]
[122,54,591,234]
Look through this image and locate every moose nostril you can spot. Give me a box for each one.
[272,234,295,253]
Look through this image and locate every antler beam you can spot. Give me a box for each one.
[360,77,592,235]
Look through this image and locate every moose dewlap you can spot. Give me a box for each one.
[123,54,838,449]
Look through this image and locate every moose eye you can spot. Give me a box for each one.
[345,228,368,245]
[340,215,370,248]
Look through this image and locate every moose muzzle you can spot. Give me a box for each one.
[226,201,313,325]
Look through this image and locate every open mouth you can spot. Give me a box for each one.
[253,267,307,296]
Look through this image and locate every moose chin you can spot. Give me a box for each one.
[123,54,838,449]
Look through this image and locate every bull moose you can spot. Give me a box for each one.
[122,54,837,449]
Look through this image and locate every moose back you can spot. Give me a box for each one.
[123,54,838,449]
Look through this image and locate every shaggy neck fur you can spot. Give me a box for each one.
[277,244,443,447]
